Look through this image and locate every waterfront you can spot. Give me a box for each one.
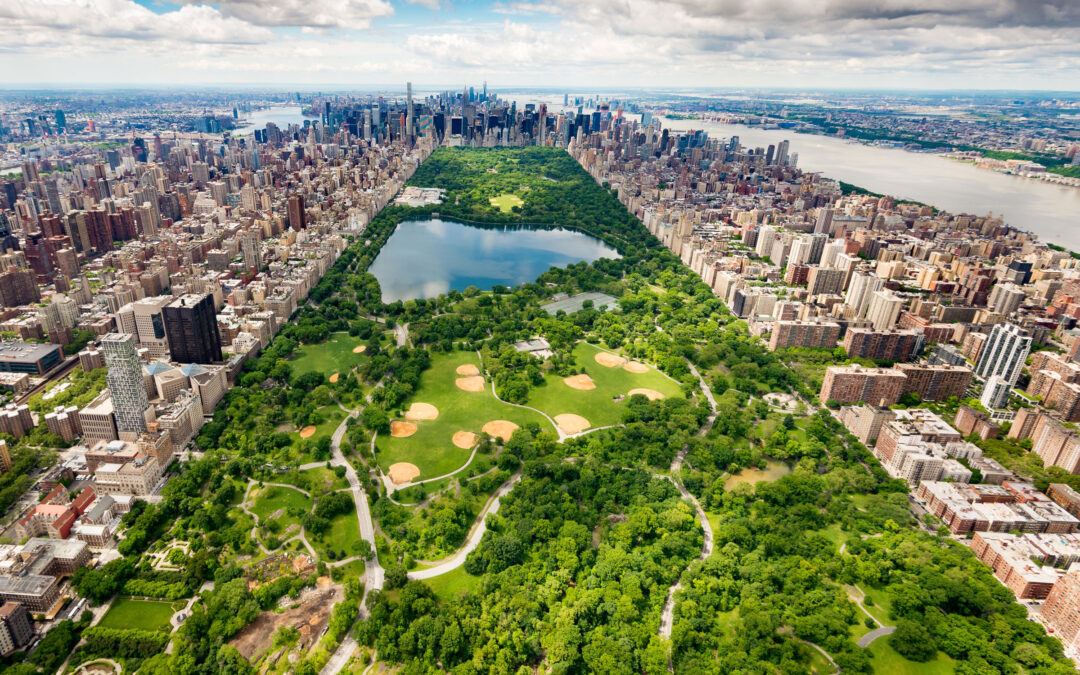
[232,106,317,135]
[661,117,1080,250]
[369,217,620,302]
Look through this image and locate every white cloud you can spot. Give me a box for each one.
[0,0,273,45]
[172,0,395,29]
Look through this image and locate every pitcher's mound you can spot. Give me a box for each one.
[388,462,420,484]
[555,414,591,434]
[595,352,627,368]
[299,426,317,439]
[628,388,665,401]
[482,420,519,442]
[405,403,439,420]
[452,431,477,449]
[563,374,596,390]
[456,364,480,376]
[390,421,417,438]
[329,373,339,383]
[623,361,649,373]
[456,376,485,392]
[353,345,367,354]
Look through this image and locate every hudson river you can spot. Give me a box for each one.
[661,117,1080,250]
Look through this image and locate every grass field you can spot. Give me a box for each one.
[98,598,175,631]
[377,350,551,480]
[488,193,524,212]
[866,639,955,674]
[310,511,364,560]
[293,404,348,461]
[289,332,372,378]
[249,485,313,537]
[426,566,483,602]
[526,342,683,429]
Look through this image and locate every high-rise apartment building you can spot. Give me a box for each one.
[163,293,222,364]
[101,333,149,435]
[819,365,907,406]
[865,290,905,331]
[1041,566,1080,657]
[975,323,1032,385]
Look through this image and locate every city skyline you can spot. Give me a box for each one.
[2,0,1080,89]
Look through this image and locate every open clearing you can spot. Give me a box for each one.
[230,584,341,662]
[489,193,524,212]
[97,598,175,631]
[288,332,371,378]
[377,350,551,480]
[249,485,313,540]
[526,342,683,428]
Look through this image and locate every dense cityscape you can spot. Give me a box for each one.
[2,1,1080,674]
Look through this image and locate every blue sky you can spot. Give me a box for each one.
[2,0,1080,89]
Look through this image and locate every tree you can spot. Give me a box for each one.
[889,619,937,662]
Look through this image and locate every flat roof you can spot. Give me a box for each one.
[0,342,61,363]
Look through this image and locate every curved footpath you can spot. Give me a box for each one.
[407,471,522,580]
[321,409,384,675]
[658,360,719,647]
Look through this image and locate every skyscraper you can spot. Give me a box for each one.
[405,81,414,139]
[163,293,222,364]
[102,333,149,435]
[287,194,305,231]
[975,323,1032,386]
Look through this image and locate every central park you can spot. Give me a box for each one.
[60,146,1073,675]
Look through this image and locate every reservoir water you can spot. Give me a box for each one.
[660,117,1080,250]
[370,218,620,302]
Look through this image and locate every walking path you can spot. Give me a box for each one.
[407,472,522,580]
[320,408,384,675]
[857,625,897,648]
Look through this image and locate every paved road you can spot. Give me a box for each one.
[857,625,896,648]
[407,472,521,580]
[320,410,383,675]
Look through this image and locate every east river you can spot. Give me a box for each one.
[660,117,1080,250]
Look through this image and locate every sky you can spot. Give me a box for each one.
[1,0,1080,90]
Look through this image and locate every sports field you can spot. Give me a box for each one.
[98,598,175,631]
[289,332,371,378]
[526,342,683,430]
[488,193,524,212]
[376,350,551,481]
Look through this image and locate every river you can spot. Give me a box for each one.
[232,106,318,135]
[659,117,1080,250]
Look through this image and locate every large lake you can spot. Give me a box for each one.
[370,218,621,302]
[661,117,1080,250]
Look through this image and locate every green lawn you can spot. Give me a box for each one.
[249,485,314,539]
[310,510,365,561]
[426,566,483,602]
[866,639,955,674]
[859,585,895,626]
[804,643,835,674]
[293,404,348,460]
[98,598,175,631]
[289,332,372,378]
[488,193,524,212]
[525,342,683,429]
[377,350,551,480]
